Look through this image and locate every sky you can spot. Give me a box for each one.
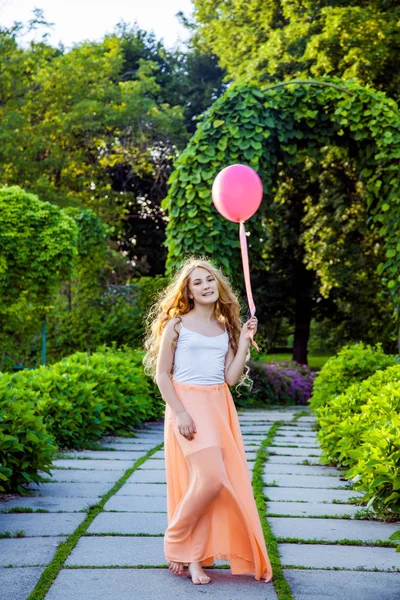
[0,0,194,49]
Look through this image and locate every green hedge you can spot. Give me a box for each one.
[311,344,400,519]
[309,342,396,410]
[0,374,57,493]
[0,346,164,493]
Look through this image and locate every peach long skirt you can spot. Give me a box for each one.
[163,379,273,583]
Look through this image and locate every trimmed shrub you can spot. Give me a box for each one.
[0,346,164,493]
[12,346,164,449]
[316,364,400,517]
[0,373,57,493]
[14,365,105,449]
[309,342,397,410]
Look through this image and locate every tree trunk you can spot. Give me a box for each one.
[292,261,314,365]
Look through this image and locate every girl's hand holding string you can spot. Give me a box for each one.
[176,410,197,440]
[239,316,258,345]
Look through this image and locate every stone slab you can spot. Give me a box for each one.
[283,569,400,600]
[275,433,318,439]
[139,460,166,469]
[64,535,210,567]
[264,487,362,503]
[150,451,165,459]
[275,443,319,448]
[240,427,276,433]
[104,495,167,512]
[97,443,159,451]
[51,460,129,471]
[0,512,85,536]
[244,452,257,460]
[264,464,341,477]
[26,482,113,498]
[279,543,400,570]
[268,456,325,465]
[58,450,147,460]
[263,474,349,489]
[87,511,167,534]
[0,497,101,512]
[269,447,322,457]
[266,502,360,518]
[134,428,164,435]
[0,536,67,566]
[38,469,123,483]
[268,517,400,543]
[127,470,166,483]
[103,437,163,445]
[278,423,317,433]
[46,568,278,600]
[115,483,167,497]
[272,441,319,447]
[0,567,45,600]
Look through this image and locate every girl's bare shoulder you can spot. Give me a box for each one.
[164,316,183,337]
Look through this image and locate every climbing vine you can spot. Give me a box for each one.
[162,78,400,304]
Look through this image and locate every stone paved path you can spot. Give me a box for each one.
[1,407,399,599]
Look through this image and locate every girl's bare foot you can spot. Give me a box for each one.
[166,559,184,575]
[188,561,211,584]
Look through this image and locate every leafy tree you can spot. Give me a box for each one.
[0,17,226,277]
[0,186,78,368]
[104,23,226,274]
[192,1,400,101]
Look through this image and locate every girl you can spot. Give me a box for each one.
[143,257,273,585]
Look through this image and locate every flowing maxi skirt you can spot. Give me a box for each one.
[163,379,273,583]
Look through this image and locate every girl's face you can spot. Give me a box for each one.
[188,267,219,305]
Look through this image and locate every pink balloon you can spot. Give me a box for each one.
[212,164,263,223]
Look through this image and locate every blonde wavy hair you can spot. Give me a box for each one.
[142,255,253,393]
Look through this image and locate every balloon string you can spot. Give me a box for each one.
[239,221,260,352]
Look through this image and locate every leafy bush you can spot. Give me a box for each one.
[15,365,105,449]
[13,346,163,449]
[309,342,396,409]
[232,360,316,408]
[57,345,164,437]
[315,364,400,518]
[0,346,164,492]
[0,373,57,493]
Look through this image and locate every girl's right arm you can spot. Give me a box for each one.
[155,318,197,441]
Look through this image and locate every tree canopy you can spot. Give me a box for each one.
[0,186,78,319]
[0,18,225,276]
[192,0,400,102]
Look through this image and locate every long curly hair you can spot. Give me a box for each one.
[142,255,253,392]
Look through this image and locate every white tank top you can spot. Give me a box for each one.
[172,322,229,385]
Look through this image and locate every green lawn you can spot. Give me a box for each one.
[258,353,332,370]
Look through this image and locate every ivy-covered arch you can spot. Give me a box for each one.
[162,78,400,308]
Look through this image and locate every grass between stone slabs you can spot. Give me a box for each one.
[266,513,353,520]
[280,564,400,573]
[2,507,50,513]
[26,440,164,600]
[275,537,398,548]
